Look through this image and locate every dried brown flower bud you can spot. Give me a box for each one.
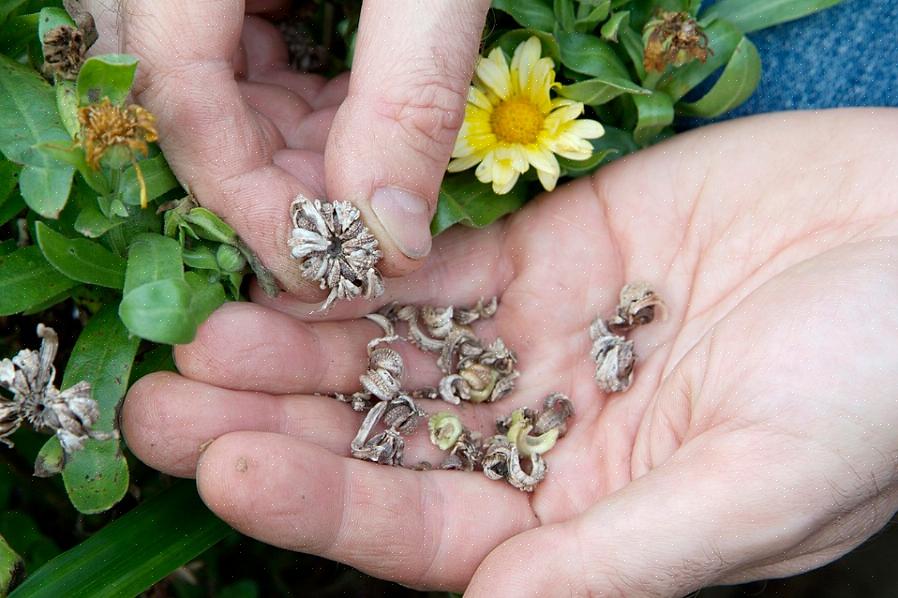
[289,197,384,311]
[589,318,636,393]
[643,11,710,73]
[42,25,87,80]
[0,325,113,463]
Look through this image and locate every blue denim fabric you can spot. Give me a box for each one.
[684,0,898,126]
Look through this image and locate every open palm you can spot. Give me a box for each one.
[124,110,898,596]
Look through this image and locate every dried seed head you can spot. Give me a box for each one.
[382,395,423,435]
[428,412,464,450]
[589,317,636,393]
[504,408,560,457]
[0,325,112,460]
[289,197,384,311]
[42,25,86,80]
[643,11,710,73]
[482,435,546,492]
[459,363,499,403]
[533,393,575,436]
[608,282,666,333]
[441,430,483,472]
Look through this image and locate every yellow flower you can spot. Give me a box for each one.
[78,98,159,208]
[448,37,604,194]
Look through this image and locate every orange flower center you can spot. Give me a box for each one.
[490,97,543,145]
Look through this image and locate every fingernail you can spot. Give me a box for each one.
[369,187,433,259]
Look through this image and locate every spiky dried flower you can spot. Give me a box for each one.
[643,10,710,73]
[78,99,158,208]
[0,325,113,461]
[288,196,384,311]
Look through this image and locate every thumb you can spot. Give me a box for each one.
[325,0,490,275]
[466,437,822,597]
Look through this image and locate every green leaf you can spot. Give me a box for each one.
[659,19,742,101]
[558,147,617,177]
[118,279,195,344]
[0,246,78,316]
[130,344,176,382]
[9,481,231,598]
[182,245,219,271]
[33,439,64,478]
[55,80,79,139]
[0,160,20,206]
[0,191,25,228]
[432,174,528,235]
[554,0,576,32]
[575,0,611,31]
[53,305,140,513]
[0,534,23,597]
[558,76,649,105]
[119,154,178,206]
[0,1,29,25]
[123,233,183,295]
[76,54,139,106]
[33,142,110,195]
[184,271,226,325]
[183,207,237,245]
[555,30,630,78]
[677,36,760,117]
[700,0,844,33]
[0,511,59,573]
[0,13,38,59]
[632,91,674,145]
[618,25,646,81]
[0,54,75,217]
[494,29,561,64]
[74,206,121,238]
[491,0,555,31]
[34,222,126,289]
[600,10,629,40]
[18,164,73,218]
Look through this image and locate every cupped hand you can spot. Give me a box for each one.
[122,110,898,595]
[83,0,490,292]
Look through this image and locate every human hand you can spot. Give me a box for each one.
[82,0,490,292]
[122,109,898,595]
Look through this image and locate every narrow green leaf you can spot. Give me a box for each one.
[9,481,231,598]
[677,37,760,117]
[494,29,562,64]
[119,154,178,206]
[432,174,528,235]
[33,143,110,196]
[632,91,674,145]
[558,76,649,105]
[700,0,844,33]
[658,19,742,101]
[0,246,78,316]
[76,54,139,106]
[123,233,183,295]
[618,25,646,81]
[554,0,576,32]
[599,10,629,40]
[183,208,237,245]
[555,30,630,78]
[491,0,555,31]
[74,206,121,238]
[34,222,126,289]
[0,534,23,597]
[55,80,79,139]
[54,305,140,513]
[575,0,611,31]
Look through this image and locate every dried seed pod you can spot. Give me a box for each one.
[438,374,469,405]
[504,408,560,457]
[420,305,455,339]
[382,395,423,435]
[42,25,87,80]
[441,430,483,472]
[589,318,636,393]
[533,393,575,436]
[428,412,464,450]
[482,436,546,492]
[608,282,666,333]
[288,196,384,311]
[365,313,395,338]
[453,297,498,325]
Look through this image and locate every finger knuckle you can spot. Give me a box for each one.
[374,73,469,164]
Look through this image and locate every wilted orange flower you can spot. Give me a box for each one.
[78,99,159,207]
[643,11,710,73]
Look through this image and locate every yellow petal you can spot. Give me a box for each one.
[475,151,496,183]
[448,154,483,172]
[536,166,559,192]
[468,87,494,111]
[475,49,511,100]
[492,163,520,195]
[545,133,595,160]
[526,58,555,112]
[511,36,541,96]
[563,118,604,139]
[525,146,559,177]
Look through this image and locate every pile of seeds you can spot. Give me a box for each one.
[331,298,572,492]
